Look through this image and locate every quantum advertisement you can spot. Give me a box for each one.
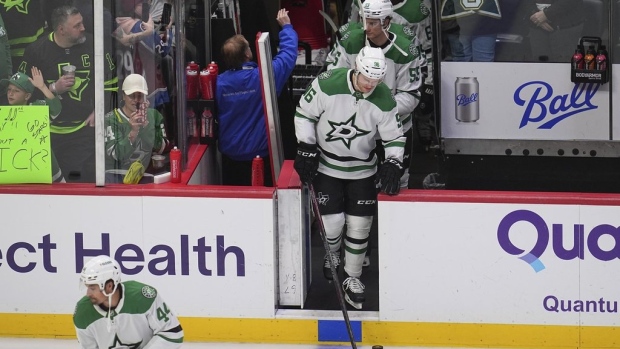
[441,62,610,140]
[0,194,276,318]
[379,200,620,326]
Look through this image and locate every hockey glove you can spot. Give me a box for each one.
[375,158,404,195]
[417,84,434,115]
[294,142,319,184]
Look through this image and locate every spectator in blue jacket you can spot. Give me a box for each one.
[216,8,298,186]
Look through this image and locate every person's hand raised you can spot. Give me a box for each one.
[29,66,46,91]
[276,8,291,27]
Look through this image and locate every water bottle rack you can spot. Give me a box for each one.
[187,100,216,145]
[570,36,608,84]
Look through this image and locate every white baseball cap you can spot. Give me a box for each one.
[122,74,148,95]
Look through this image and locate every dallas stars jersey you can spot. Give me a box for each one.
[0,0,45,72]
[73,280,183,349]
[337,21,415,43]
[104,108,169,171]
[295,68,405,180]
[390,0,433,83]
[19,32,118,129]
[325,27,425,131]
[347,0,433,84]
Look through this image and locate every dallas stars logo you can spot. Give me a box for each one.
[326,114,370,149]
[317,192,329,206]
[1,0,30,14]
[108,334,142,349]
[142,285,157,298]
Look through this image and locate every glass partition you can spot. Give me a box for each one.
[439,0,609,64]
[104,0,179,184]
[0,1,208,185]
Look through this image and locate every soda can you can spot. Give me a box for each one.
[455,77,479,122]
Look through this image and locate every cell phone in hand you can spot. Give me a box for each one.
[161,3,172,26]
[142,1,151,22]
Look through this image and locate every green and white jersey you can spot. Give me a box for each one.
[337,22,415,43]
[347,0,433,84]
[325,27,425,131]
[104,108,169,171]
[295,68,405,180]
[390,0,433,83]
[73,281,183,349]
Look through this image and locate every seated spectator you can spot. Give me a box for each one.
[104,74,170,184]
[0,67,65,182]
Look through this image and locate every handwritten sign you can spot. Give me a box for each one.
[0,106,51,184]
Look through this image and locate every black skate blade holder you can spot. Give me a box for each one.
[571,36,608,84]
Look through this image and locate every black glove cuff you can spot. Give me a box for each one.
[384,158,404,174]
[297,142,318,158]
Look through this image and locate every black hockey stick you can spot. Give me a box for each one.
[308,183,357,349]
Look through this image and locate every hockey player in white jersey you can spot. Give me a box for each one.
[73,255,184,348]
[294,47,405,309]
[326,0,426,189]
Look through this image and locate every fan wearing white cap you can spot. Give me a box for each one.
[294,46,405,309]
[103,74,170,183]
[74,255,184,348]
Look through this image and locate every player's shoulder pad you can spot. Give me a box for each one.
[73,296,104,329]
[389,23,415,40]
[316,68,353,96]
[388,34,423,64]
[366,83,397,112]
[120,280,159,314]
[338,22,362,36]
[339,28,366,54]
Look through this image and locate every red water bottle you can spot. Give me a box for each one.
[200,107,214,138]
[170,146,182,183]
[207,61,219,95]
[251,155,264,186]
[185,61,200,100]
[199,69,213,100]
[187,107,198,138]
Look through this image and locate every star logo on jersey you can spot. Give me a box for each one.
[108,334,142,349]
[326,114,370,149]
[1,0,30,14]
[420,2,430,17]
[402,25,415,38]
[318,70,332,80]
[317,192,329,206]
[68,69,90,102]
[141,285,157,298]
[409,43,420,58]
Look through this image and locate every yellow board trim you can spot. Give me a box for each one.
[1,313,620,348]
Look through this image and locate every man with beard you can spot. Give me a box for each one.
[19,5,118,182]
[74,255,184,348]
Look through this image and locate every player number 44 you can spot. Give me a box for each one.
[157,302,171,322]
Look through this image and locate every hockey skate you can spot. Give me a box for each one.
[323,251,340,281]
[342,275,365,309]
